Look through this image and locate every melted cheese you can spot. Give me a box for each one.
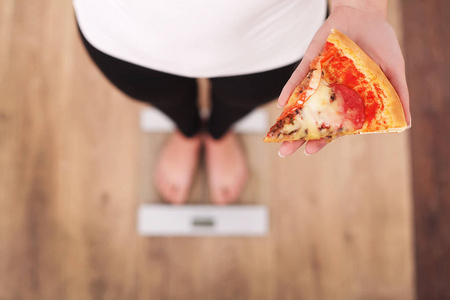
[282,114,302,133]
[280,79,347,139]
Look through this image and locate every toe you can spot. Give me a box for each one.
[223,187,235,204]
[159,179,173,204]
[212,186,228,205]
[156,174,182,204]
[218,185,239,205]
[226,172,247,203]
[168,184,183,204]
[154,174,166,197]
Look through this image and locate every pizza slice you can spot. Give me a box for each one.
[264,29,407,143]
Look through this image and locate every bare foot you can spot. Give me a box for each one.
[204,131,249,205]
[154,130,201,204]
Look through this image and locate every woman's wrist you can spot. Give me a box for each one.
[331,0,388,19]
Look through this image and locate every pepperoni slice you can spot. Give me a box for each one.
[330,84,365,129]
[278,61,322,120]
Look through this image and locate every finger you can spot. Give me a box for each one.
[278,24,332,107]
[384,57,411,127]
[278,140,306,157]
[305,139,328,155]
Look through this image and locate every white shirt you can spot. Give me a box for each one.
[74,0,327,78]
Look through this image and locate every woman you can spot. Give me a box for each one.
[73,0,411,204]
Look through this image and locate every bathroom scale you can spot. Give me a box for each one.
[138,103,270,237]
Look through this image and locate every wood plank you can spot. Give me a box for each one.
[0,0,68,298]
[0,0,141,298]
[403,0,450,299]
[62,13,141,300]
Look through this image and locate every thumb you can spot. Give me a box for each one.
[278,25,332,107]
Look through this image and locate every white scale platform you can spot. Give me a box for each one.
[138,204,268,236]
[138,107,270,237]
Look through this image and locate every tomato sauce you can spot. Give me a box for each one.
[320,42,383,127]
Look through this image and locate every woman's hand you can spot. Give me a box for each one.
[277,2,411,157]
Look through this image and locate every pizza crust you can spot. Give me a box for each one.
[263,136,289,143]
[327,29,407,131]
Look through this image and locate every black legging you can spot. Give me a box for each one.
[78,27,300,139]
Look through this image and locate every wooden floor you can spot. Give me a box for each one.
[0,1,417,299]
[403,0,450,299]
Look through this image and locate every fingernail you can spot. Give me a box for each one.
[277,103,283,109]
[278,150,286,158]
[304,149,311,156]
[407,115,412,129]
